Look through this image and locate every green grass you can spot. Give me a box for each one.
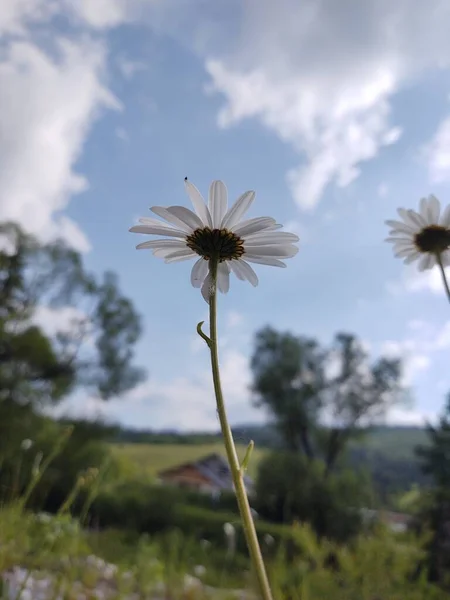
[110,442,266,481]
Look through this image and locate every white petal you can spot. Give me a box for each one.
[184,179,212,227]
[191,258,209,288]
[394,248,416,258]
[406,209,426,228]
[217,262,230,294]
[441,204,450,227]
[243,232,300,244]
[209,181,228,228]
[222,191,255,229]
[418,254,435,271]
[153,247,187,258]
[403,252,420,264]
[396,208,423,229]
[229,260,258,286]
[138,217,169,226]
[419,197,428,222]
[201,273,214,303]
[442,251,450,267]
[244,244,299,258]
[385,236,412,243]
[243,256,287,268]
[150,207,193,232]
[231,217,277,236]
[227,260,246,280]
[164,249,196,263]
[166,206,203,231]
[385,220,415,234]
[136,239,187,250]
[129,225,186,238]
[392,240,415,250]
[428,195,441,223]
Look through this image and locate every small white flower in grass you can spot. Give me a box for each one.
[20,439,33,451]
[193,564,206,578]
[385,195,450,271]
[130,178,299,302]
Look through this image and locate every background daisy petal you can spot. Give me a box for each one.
[427,195,441,223]
[441,204,450,227]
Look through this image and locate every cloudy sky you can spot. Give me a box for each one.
[2,0,450,431]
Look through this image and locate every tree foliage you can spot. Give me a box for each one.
[251,326,405,472]
[416,394,450,587]
[0,221,145,412]
[254,451,370,542]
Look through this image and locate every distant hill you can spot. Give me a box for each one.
[112,423,428,457]
[111,424,429,502]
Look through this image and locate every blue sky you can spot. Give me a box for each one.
[2,0,450,430]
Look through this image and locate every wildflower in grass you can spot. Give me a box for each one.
[193,565,206,578]
[223,522,236,557]
[20,439,33,451]
[385,194,450,302]
[130,178,299,302]
[130,179,294,600]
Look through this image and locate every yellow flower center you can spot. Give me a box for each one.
[185,228,245,261]
[414,225,450,254]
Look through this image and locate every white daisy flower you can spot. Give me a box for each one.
[130,178,299,301]
[385,195,450,271]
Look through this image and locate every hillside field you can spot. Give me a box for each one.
[110,442,266,481]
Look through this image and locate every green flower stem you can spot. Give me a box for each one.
[207,258,273,600]
[437,253,450,304]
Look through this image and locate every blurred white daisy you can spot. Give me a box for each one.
[385,195,450,271]
[130,178,299,301]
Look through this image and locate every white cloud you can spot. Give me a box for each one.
[201,0,450,211]
[226,310,244,328]
[378,183,389,198]
[386,262,450,297]
[56,344,263,431]
[117,56,147,79]
[0,36,120,252]
[381,339,430,386]
[381,319,450,386]
[0,0,56,35]
[425,115,450,183]
[32,305,90,338]
[0,2,127,253]
[404,265,450,296]
[115,127,130,143]
[385,406,436,427]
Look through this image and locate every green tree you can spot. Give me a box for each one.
[251,326,404,473]
[416,394,450,587]
[0,221,144,403]
[255,451,369,541]
[0,221,145,463]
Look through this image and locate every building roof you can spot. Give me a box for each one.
[158,452,254,491]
